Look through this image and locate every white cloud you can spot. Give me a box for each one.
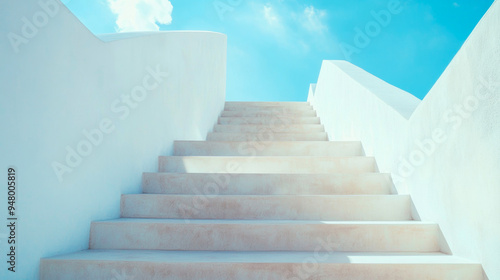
[263,3,280,27]
[301,5,327,33]
[108,0,173,32]
[453,2,460,8]
[244,2,334,54]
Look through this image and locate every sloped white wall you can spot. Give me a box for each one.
[309,1,499,279]
[0,1,226,279]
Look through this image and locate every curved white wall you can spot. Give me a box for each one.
[0,1,226,279]
[309,2,499,279]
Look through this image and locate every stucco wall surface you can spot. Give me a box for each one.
[0,1,227,279]
[309,2,499,279]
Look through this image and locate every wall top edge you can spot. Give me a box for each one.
[324,60,421,120]
[96,31,227,43]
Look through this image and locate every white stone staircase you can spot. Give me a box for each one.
[40,102,483,279]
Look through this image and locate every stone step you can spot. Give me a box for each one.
[223,106,315,113]
[225,101,310,107]
[142,173,394,195]
[158,156,377,174]
[207,132,328,141]
[221,110,317,117]
[41,250,483,280]
[224,101,312,110]
[218,116,321,125]
[213,124,325,134]
[89,219,440,252]
[121,194,411,220]
[173,141,363,156]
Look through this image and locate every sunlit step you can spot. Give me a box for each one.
[173,141,363,156]
[89,219,440,252]
[213,124,325,133]
[40,250,484,280]
[121,194,411,220]
[218,116,321,125]
[221,110,317,117]
[207,132,328,141]
[158,156,377,174]
[141,173,394,195]
[224,101,312,109]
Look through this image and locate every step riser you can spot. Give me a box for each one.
[221,111,317,117]
[121,195,411,220]
[218,117,321,125]
[90,222,439,252]
[40,261,483,280]
[158,157,376,174]
[207,132,328,141]
[173,141,363,157]
[213,124,325,133]
[142,173,394,195]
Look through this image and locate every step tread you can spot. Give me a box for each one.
[218,117,319,120]
[121,194,411,220]
[208,130,328,135]
[214,124,324,127]
[225,101,310,105]
[43,250,478,264]
[174,141,363,156]
[207,132,328,135]
[207,132,329,141]
[158,156,376,173]
[174,140,361,145]
[213,125,325,133]
[221,111,317,117]
[218,117,321,124]
[94,218,432,225]
[160,156,373,159]
[123,194,405,198]
[142,172,393,195]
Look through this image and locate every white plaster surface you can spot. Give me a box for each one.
[308,1,500,278]
[40,250,483,280]
[0,0,226,279]
[39,101,484,279]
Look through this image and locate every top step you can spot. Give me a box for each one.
[225,102,310,108]
[224,103,312,112]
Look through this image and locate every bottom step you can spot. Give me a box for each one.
[41,250,483,280]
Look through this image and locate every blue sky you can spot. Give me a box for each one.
[64,0,494,101]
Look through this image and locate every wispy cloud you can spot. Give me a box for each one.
[263,3,280,27]
[236,1,335,54]
[453,2,460,8]
[108,0,173,32]
[301,5,328,33]
[261,3,328,34]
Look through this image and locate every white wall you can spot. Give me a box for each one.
[309,1,500,279]
[0,1,226,279]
